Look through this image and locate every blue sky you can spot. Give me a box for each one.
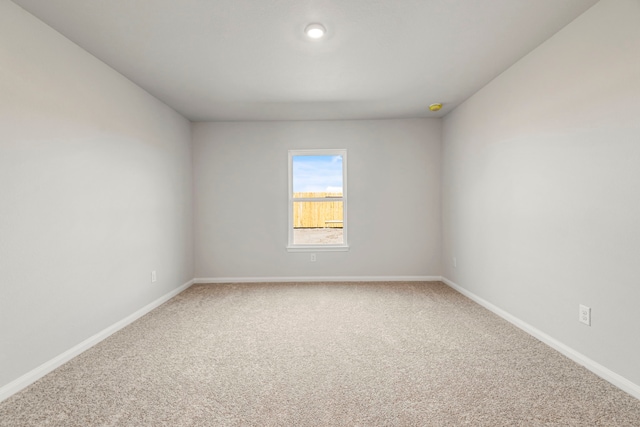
[292,155,343,193]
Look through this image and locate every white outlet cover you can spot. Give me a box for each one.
[579,304,591,326]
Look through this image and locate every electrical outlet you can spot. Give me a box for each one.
[151,270,157,283]
[310,253,316,262]
[579,304,591,326]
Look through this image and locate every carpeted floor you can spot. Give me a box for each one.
[2,281,640,426]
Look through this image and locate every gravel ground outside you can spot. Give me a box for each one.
[293,228,343,244]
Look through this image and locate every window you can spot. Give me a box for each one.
[287,149,348,251]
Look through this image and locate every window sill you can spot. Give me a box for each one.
[286,245,349,252]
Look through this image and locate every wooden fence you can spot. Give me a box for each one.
[293,192,343,228]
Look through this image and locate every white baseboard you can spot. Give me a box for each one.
[194,276,441,284]
[440,276,640,401]
[0,279,195,403]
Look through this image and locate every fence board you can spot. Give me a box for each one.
[293,192,343,228]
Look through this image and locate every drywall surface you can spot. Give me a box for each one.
[442,0,640,386]
[0,1,193,388]
[193,119,441,278]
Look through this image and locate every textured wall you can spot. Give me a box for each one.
[193,119,441,279]
[0,2,194,388]
[442,0,640,386]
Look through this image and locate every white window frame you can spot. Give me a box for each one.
[287,149,348,252]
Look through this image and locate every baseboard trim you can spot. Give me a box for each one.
[441,276,640,401]
[0,279,195,403]
[194,276,441,284]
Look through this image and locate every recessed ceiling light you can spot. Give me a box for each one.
[429,103,443,112]
[305,23,326,39]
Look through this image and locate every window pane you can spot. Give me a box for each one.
[292,201,343,245]
[292,155,343,198]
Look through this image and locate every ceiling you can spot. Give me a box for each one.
[11,0,598,122]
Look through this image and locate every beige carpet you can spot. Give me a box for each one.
[1,281,640,426]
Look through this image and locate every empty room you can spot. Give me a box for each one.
[1,0,640,425]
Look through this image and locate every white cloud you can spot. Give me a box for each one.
[326,186,343,193]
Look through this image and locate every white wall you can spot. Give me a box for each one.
[0,1,194,388]
[442,0,640,386]
[193,119,441,279]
